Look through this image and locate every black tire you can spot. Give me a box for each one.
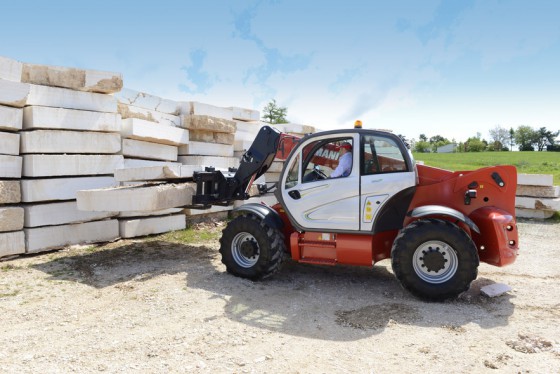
[219,214,287,280]
[391,218,479,301]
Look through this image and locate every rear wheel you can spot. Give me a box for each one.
[219,214,286,280]
[391,219,479,301]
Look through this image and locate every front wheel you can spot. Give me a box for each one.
[219,214,286,280]
[391,219,479,301]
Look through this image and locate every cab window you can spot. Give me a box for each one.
[361,135,407,175]
[301,138,353,182]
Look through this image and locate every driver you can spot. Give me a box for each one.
[330,142,352,178]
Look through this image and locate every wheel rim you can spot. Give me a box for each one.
[412,240,458,284]
[231,232,260,268]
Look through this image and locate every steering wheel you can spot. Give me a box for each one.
[312,167,328,180]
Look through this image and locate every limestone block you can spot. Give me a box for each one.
[0,207,24,232]
[0,79,30,108]
[0,56,23,82]
[517,174,553,187]
[178,141,234,157]
[180,114,236,133]
[178,155,239,169]
[22,106,121,132]
[119,214,186,238]
[516,196,560,211]
[118,208,182,218]
[233,194,279,208]
[179,101,233,120]
[0,131,19,155]
[23,201,118,228]
[121,138,178,161]
[115,88,180,115]
[0,180,21,203]
[121,118,189,146]
[22,155,124,177]
[115,165,202,182]
[235,121,261,135]
[27,84,117,112]
[480,283,512,297]
[0,155,22,178]
[21,176,117,202]
[516,185,560,198]
[21,63,123,94]
[189,130,235,145]
[118,103,181,127]
[282,123,316,134]
[264,172,281,182]
[123,159,182,169]
[230,107,260,122]
[515,208,555,219]
[184,204,232,216]
[0,105,23,131]
[268,161,285,173]
[24,219,119,253]
[234,139,254,152]
[20,130,121,154]
[0,231,25,257]
[76,182,196,212]
[235,129,258,141]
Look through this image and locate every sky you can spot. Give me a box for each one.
[1,0,559,142]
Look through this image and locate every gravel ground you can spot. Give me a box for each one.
[1,219,559,373]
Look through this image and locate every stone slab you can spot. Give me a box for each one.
[121,139,178,161]
[20,130,121,154]
[118,103,181,127]
[0,206,24,232]
[515,208,555,219]
[268,161,285,173]
[0,56,23,82]
[178,155,239,169]
[115,165,202,182]
[235,129,258,141]
[77,182,196,212]
[115,88,180,115]
[264,172,281,182]
[123,159,182,169]
[21,63,123,94]
[0,180,21,204]
[0,131,19,155]
[0,155,22,178]
[178,141,234,157]
[119,214,186,238]
[21,176,117,202]
[230,107,260,122]
[23,201,118,228]
[121,118,188,146]
[184,204,232,216]
[516,196,560,211]
[22,155,123,177]
[22,106,121,132]
[118,208,182,218]
[480,283,512,297]
[24,219,119,253]
[180,114,236,133]
[517,174,554,187]
[516,185,560,198]
[189,130,235,145]
[282,123,316,134]
[179,102,233,120]
[234,139,254,152]
[27,84,117,112]
[235,121,262,135]
[0,105,23,131]
[0,231,25,257]
[0,79,30,108]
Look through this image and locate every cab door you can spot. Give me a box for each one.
[279,133,360,232]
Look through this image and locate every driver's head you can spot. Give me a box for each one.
[339,142,352,153]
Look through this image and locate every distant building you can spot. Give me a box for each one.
[436,143,458,153]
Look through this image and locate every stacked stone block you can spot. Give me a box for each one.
[516,174,560,219]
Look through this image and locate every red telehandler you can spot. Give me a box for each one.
[189,125,518,300]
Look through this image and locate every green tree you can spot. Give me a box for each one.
[514,125,538,151]
[535,127,560,151]
[419,134,428,142]
[262,99,288,124]
[465,136,487,152]
[414,140,431,153]
[488,125,510,151]
[509,127,515,151]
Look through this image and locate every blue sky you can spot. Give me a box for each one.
[1,0,559,142]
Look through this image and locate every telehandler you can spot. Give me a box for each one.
[190,125,518,300]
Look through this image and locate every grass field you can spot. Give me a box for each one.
[412,151,560,185]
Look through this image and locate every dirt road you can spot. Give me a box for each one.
[1,219,559,373]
